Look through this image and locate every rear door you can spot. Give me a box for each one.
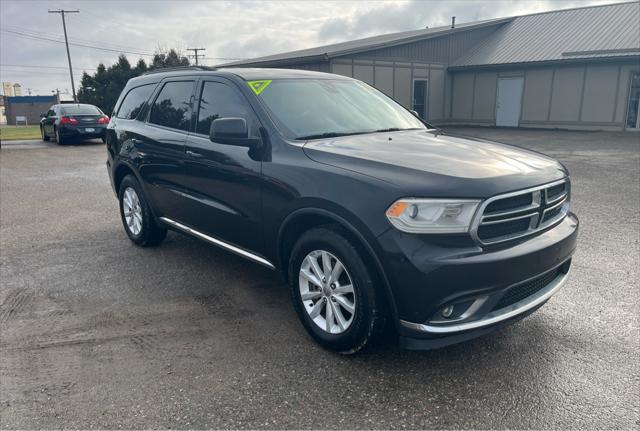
[135,78,196,217]
[180,78,265,254]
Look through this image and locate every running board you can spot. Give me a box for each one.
[159,217,275,270]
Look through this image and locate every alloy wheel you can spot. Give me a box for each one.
[122,187,143,235]
[299,250,356,334]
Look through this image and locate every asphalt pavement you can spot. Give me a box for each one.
[0,129,638,429]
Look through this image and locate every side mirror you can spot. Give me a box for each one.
[209,117,260,148]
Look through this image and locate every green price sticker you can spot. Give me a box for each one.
[247,80,272,95]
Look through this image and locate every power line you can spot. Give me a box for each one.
[187,47,206,66]
[1,29,247,62]
[0,24,155,54]
[0,28,155,57]
[1,63,96,70]
[48,9,80,102]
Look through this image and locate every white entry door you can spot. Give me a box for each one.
[496,77,524,127]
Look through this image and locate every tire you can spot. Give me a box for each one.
[55,128,64,145]
[41,126,50,142]
[118,175,167,247]
[289,226,386,354]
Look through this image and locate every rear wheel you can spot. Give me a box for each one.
[55,128,64,145]
[41,126,50,142]
[118,175,167,247]
[289,227,385,354]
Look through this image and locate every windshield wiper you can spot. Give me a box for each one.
[295,131,368,141]
[371,127,423,133]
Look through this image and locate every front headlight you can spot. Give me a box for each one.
[386,198,480,234]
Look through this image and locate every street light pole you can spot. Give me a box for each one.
[48,9,79,102]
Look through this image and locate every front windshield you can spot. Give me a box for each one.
[256,79,428,140]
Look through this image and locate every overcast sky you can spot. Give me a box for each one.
[0,0,623,98]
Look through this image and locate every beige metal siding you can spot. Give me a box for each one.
[331,62,352,77]
[452,73,474,119]
[394,66,412,108]
[549,67,584,121]
[353,62,374,85]
[522,69,553,121]
[581,65,619,122]
[473,72,497,120]
[375,64,394,96]
[429,68,445,121]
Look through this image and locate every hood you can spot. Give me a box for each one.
[302,130,567,197]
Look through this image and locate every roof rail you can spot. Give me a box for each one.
[142,66,216,75]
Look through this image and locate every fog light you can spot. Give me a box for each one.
[441,305,454,318]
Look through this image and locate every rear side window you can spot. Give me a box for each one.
[196,81,256,136]
[61,105,101,115]
[148,81,194,131]
[116,84,155,120]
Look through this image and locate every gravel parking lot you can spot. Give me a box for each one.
[1,129,638,429]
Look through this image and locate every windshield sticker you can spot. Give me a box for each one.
[247,80,272,95]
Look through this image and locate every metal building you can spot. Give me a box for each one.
[225,2,640,131]
[4,95,57,125]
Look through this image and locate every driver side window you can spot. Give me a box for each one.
[196,81,258,137]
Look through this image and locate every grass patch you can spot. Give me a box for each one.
[0,125,41,141]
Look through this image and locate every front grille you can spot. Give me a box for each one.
[485,193,532,214]
[478,218,531,240]
[492,267,563,311]
[542,204,563,223]
[546,182,566,202]
[473,179,570,245]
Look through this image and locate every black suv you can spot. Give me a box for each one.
[106,67,578,353]
[41,103,109,144]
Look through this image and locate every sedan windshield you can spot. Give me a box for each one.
[255,79,428,140]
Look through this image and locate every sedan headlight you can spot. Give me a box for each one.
[386,198,480,233]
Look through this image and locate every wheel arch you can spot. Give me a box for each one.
[113,162,137,195]
[277,207,399,322]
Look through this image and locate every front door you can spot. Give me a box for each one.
[181,78,264,254]
[496,77,524,127]
[412,79,428,120]
[625,72,640,131]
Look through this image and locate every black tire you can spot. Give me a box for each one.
[41,126,50,142]
[289,226,386,354]
[55,128,64,145]
[118,175,167,247]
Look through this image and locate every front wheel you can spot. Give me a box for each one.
[118,175,167,247]
[41,126,50,142]
[289,227,386,354]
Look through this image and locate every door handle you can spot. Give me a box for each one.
[186,150,203,158]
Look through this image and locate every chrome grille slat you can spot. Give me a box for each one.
[480,212,536,225]
[471,179,570,245]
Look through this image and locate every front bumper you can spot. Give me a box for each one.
[377,212,578,347]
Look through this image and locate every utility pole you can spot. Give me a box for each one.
[187,48,206,66]
[48,9,79,102]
